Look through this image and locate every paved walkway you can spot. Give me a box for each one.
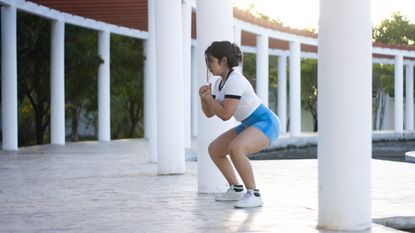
[0,139,414,233]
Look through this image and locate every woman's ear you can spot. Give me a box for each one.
[221,57,228,66]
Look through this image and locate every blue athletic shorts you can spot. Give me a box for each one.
[234,104,280,144]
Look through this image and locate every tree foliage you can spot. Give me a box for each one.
[242,3,283,26]
[65,24,102,141]
[268,56,278,113]
[3,12,145,147]
[372,12,415,129]
[110,35,145,138]
[372,12,415,98]
[373,12,415,45]
[301,59,318,132]
[16,12,51,145]
[242,53,257,87]
[4,9,415,146]
[372,64,394,129]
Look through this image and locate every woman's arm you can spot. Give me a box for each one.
[203,95,239,121]
[200,97,215,117]
[199,84,215,117]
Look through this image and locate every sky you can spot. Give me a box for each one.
[233,0,415,30]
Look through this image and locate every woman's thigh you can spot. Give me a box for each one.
[209,128,238,158]
[230,126,269,155]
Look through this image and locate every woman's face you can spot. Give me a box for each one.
[206,55,225,76]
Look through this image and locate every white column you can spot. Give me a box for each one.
[233,25,241,46]
[394,55,404,132]
[1,6,18,150]
[191,45,198,137]
[278,56,287,133]
[155,0,185,174]
[406,65,414,130]
[98,30,111,141]
[233,25,242,72]
[196,0,234,193]
[256,34,269,106]
[182,0,192,149]
[318,0,372,230]
[289,41,301,136]
[144,0,158,162]
[50,20,65,145]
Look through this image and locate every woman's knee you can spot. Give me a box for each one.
[228,141,245,158]
[208,141,222,159]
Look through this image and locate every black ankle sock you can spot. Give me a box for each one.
[233,184,244,192]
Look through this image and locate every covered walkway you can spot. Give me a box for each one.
[0,139,413,233]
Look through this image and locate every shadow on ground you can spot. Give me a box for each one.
[250,139,415,163]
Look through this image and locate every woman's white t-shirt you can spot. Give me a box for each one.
[212,69,262,122]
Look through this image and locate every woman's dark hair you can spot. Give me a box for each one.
[205,41,242,68]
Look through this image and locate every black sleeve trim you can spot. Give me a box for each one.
[225,94,241,99]
[211,95,216,99]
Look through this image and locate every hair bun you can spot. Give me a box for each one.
[205,41,242,68]
[232,43,242,63]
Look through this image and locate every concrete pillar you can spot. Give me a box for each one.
[191,45,198,137]
[394,55,404,132]
[50,20,65,145]
[318,0,372,230]
[196,0,234,193]
[98,30,111,141]
[1,6,18,150]
[278,56,287,133]
[155,0,185,174]
[289,41,301,136]
[144,0,158,162]
[256,34,269,106]
[405,64,413,130]
[233,25,242,72]
[182,0,192,149]
[233,25,241,47]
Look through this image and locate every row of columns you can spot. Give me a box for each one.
[1,6,111,150]
[4,1,414,153]
[230,41,415,135]
[152,0,374,230]
[2,1,415,230]
[228,25,300,135]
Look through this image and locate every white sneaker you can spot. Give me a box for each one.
[215,186,244,201]
[233,191,263,208]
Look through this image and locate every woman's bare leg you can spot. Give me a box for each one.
[208,128,240,185]
[228,127,269,189]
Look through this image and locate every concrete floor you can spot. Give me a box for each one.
[0,139,414,233]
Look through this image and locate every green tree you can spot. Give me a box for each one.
[65,25,102,141]
[110,35,145,138]
[373,12,415,45]
[242,53,256,87]
[242,3,283,26]
[372,12,414,129]
[13,13,102,146]
[268,55,278,113]
[17,12,51,146]
[301,59,318,132]
[372,64,394,129]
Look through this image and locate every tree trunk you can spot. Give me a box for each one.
[35,105,45,144]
